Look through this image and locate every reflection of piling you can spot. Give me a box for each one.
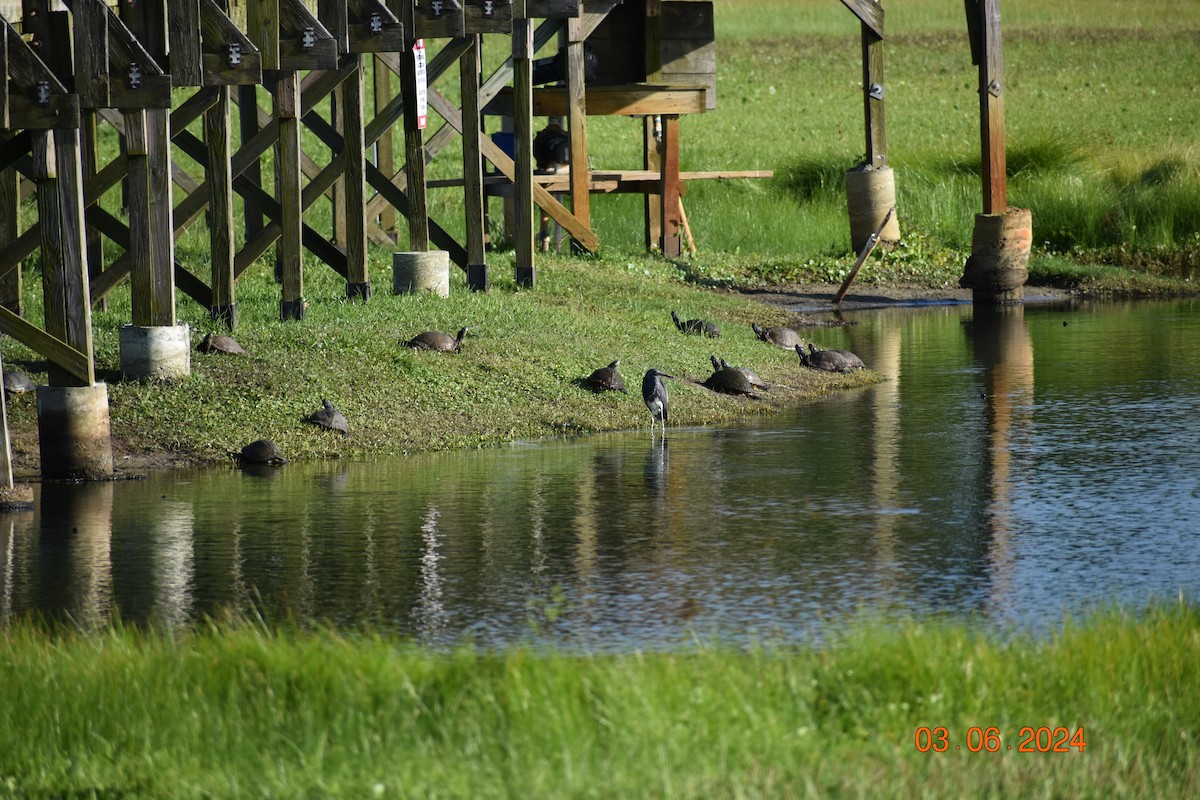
[38,481,114,629]
[35,384,114,480]
[0,353,34,510]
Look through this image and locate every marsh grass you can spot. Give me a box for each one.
[1,602,1197,797]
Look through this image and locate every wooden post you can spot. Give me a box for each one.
[342,55,370,301]
[659,114,682,257]
[32,129,96,387]
[373,56,396,236]
[0,132,19,316]
[331,82,349,248]
[125,108,176,328]
[862,24,887,168]
[643,115,661,250]
[461,34,488,291]
[971,0,1007,214]
[81,112,104,311]
[274,71,305,320]
[512,5,536,286]
[566,15,590,237]
[206,86,237,328]
[399,1,430,250]
[238,85,265,238]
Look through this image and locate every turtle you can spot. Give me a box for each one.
[702,366,762,397]
[197,333,247,355]
[3,369,36,395]
[717,357,770,391]
[795,343,866,373]
[751,322,803,350]
[585,360,627,394]
[671,310,720,338]
[404,326,468,353]
[233,439,287,465]
[304,398,349,435]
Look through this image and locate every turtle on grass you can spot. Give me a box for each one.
[751,322,803,349]
[586,360,627,394]
[197,333,247,355]
[304,399,349,435]
[709,355,770,393]
[795,343,866,373]
[3,369,36,396]
[404,326,468,353]
[232,439,287,465]
[671,311,720,338]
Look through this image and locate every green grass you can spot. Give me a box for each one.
[1,602,1197,798]
[5,253,877,468]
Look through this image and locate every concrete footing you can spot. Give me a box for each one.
[394,251,450,297]
[960,207,1033,304]
[36,383,114,480]
[119,324,191,381]
[845,164,901,252]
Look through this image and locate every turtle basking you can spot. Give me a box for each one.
[703,365,763,397]
[197,333,247,355]
[717,357,770,391]
[795,343,866,373]
[233,439,287,465]
[404,326,468,353]
[585,360,627,394]
[304,398,349,435]
[3,369,36,395]
[671,310,720,338]
[751,322,803,350]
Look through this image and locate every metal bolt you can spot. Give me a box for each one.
[370,12,383,34]
[302,27,316,49]
[869,83,885,100]
[35,81,51,106]
[228,42,242,66]
[128,63,143,89]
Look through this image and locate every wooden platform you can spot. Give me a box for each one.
[484,84,710,118]
[429,169,774,195]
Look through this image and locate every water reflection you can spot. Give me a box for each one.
[5,299,1200,647]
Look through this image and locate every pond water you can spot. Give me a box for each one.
[3,297,1200,649]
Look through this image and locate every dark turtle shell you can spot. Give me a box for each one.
[197,333,247,355]
[715,357,770,391]
[304,399,349,435]
[586,360,627,394]
[751,322,803,349]
[703,367,760,396]
[237,439,287,465]
[796,343,866,373]
[404,326,468,352]
[671,311,720,338]
[3,369,36,395]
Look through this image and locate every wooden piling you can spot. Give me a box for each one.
[341,55,370,301]
[398,1,431,251]
[659,114,682,257]
[206,86,238,328]
[566,15,591,236]
[0,132,19,316]
[460,34,489,291]
[273,70,305,320]
[373,57,397,236]
[512,8,536,286]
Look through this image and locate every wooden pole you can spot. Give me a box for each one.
[643,115,661,250]
[566,15,590,238]
[274,71,305,320]
[238,85,265,238]
[659,114,682,257]
[342,55,370,301]
[373,56,397,237]
[834,205,895,304]
[461,34,488,292]
[81,112,104,311]
[974,0,1007,214]
[513,7,536,286]
[862,24,887,168]
[0,132,19,315]
[399,1,431,251]
[206,86,237,328]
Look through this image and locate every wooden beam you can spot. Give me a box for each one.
[976,0,1007,213]
[341,55,370,299]
[400,34,430,249]
[0,306,91,385]
[0,132,19,314]
[565,27,590,234]
[207,86,237,326]
[373,56,397,235]
[862,26,887,168]
[273,71,306,319]
[512,13,535,285]
[660,114,681,256]
[840,0,884,39]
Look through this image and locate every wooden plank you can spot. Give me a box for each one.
[364,162,469,268]
[460,34,487,290]
[0,27,7,129]
[331,82,349,246]
[660,114,681,256]
[274,71,305,319]
[200,0,263,85]
[87,205,213,308]
[862,26,887,168]
[839,0,884,39]
[207,86,237,325]
[318,0,350,52]
[0,306,91,385]
[512,15,536,285]
[81,112,104,311]
[72,0,111,108]
[237,84,265,237]
[248,0,282,70]
[494,85,708,117]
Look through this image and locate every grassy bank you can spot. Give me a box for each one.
[4,255,876,469]
[1,603,1197,798]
